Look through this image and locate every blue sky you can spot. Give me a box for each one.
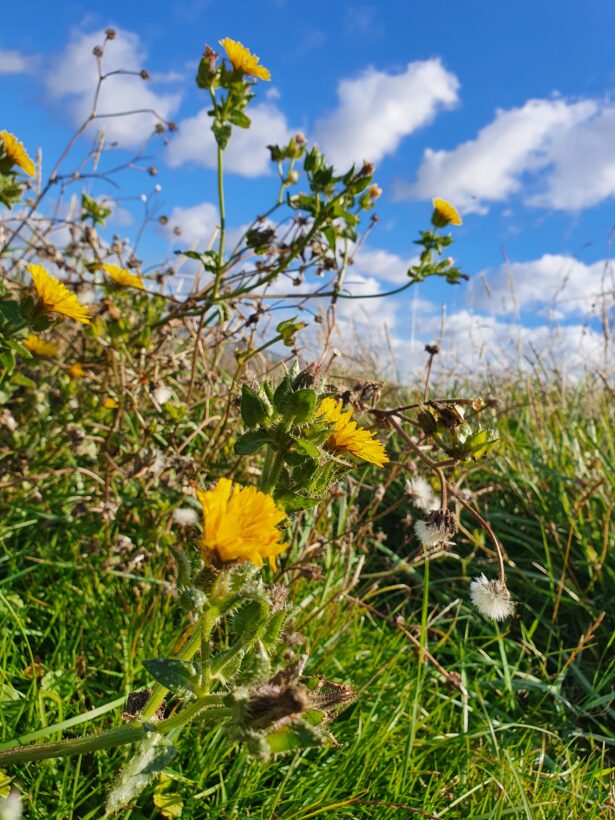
[2,0,614,376]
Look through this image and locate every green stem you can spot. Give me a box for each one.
[141,608,218,721]
[0,698,232,767]
[212,143,226,297]
[260,446,286,495]
[0,722,150,766]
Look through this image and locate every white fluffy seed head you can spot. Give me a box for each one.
[405,476,436,511]
[173,507,198,527]
[470,574,514,621]
[414,518,443,547]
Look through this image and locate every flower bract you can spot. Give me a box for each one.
[196,478,286,568]
[316,397,388,467]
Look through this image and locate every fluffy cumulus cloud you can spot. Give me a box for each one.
[352,246,417,284]
[417,309,609,378]
[527,105,615,210]
[167,101,293,177]
[163,202,220,248]
[469,253,614,317]
[314,60,459,167]
[46,27,181,148]
[401,97,596,213]
[0,49,33,75]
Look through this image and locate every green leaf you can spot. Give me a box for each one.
[142,659,199,695]
[228,110,251,129]
[240,385,267,429]
[275,491,321,513]
[0,300,23,326]
[105,733,177,816]
[234,429,272,455]
[11,372,36,388]
[272,373,293,414]
[286,389,316,424]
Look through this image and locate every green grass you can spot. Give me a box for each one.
[1,378,613,818]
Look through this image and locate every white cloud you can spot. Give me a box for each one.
[528,105,615,210]
[469,253,614,317]
[46,27,181,148]
[0,49,33,75]
[352,246,417,284]
[402,98,596,213]
[162,202,219,248]
[314,60,459,167]
[167,101,293,177]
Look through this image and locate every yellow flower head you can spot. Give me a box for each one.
[316,397,389,467]
[196,478,286,568]
[29,264,91,324]
[68,363,86,378]
[102,263,145,290]
[23,334,58,357]
[219,38,271,81]
[431,197,462,228]
[0,131,35,177]
[102,397,119,409]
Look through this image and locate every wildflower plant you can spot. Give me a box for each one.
[0,32,519,815]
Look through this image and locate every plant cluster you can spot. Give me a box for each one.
[0,35,524,814]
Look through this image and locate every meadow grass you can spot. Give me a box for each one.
[1,374,613,818]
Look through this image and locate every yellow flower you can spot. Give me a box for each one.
[102,397,119,409]
[0,130,35,177]
[23,334,58,357]
[102,263,145,290]
[219,38,271,81]
[68,363,86,378]
[431,197,462,228]
[316,397,389,467]
[196,478,286,568]
[29,264,91,324]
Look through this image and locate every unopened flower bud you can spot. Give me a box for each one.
[140,69,150,80]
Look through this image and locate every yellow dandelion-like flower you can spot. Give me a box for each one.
[29,264,91,324]
[196,478,286,568]
[316,397,389,467]
[102,397,119,409]
[68,363,86,378]
[0,130,35,177]
[102,263,145,290]
[432,197,462,228]
[219,38,271,81]
[23,334,58,357]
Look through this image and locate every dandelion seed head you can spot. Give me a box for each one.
[405,476,436,511]
[470,574,514,621]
